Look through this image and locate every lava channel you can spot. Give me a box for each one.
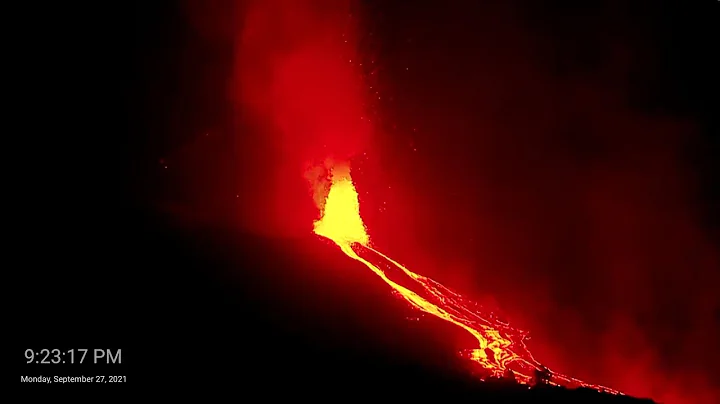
[312,163,622,395]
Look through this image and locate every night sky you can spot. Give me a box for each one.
[19,1,717,401]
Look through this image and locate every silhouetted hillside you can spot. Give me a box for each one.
[16,204,657,401]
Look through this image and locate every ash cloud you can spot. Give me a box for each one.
[230,0,370,238]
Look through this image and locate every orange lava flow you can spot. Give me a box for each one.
[313,164,622,394]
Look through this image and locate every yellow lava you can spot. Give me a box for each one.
[312,163,621,395]
[313,165,369,246]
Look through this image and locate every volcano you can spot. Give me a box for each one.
[94,0,719,401]
[90,201,655,403]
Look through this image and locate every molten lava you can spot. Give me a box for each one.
[313,164,622,394]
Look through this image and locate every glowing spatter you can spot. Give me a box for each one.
[313,164,622,394]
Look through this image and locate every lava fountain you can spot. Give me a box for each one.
[313,163,622,394]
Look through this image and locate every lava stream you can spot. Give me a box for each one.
[313,164,621,395]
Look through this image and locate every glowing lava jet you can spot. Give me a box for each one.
[313,163,622,394]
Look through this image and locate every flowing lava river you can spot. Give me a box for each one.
[313,164,622,395]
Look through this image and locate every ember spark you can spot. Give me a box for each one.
[313,163,622,394]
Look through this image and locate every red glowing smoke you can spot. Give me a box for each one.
[232,0,370,237]
[182,1,720,403]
